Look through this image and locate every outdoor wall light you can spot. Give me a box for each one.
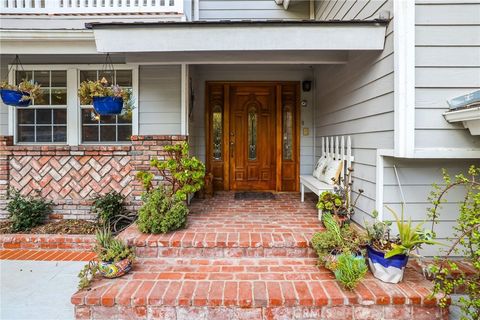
[302,81,312,92]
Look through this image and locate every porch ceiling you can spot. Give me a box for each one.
[88,21,388,55]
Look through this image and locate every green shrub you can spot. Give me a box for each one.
[137,186,188,234]
[92,191,126,227]
[334,253,368,290]
[6,189,53,232]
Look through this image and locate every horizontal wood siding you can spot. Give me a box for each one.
[0,62,8,135]
[382,158,478,256]
[315,0,391,21]
[138,65,181,135]
[315,1,394,225]
[414,1,480,148]
[199,0,309,21]
[190,65,314,176]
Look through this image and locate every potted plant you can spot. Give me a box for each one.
[77,228,135,289]
[317,167,364,225]
[365,208,438,284]
[0,80,42,107]
[78,77,133,115]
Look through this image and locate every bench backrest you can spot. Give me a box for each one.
[320,136,354,181]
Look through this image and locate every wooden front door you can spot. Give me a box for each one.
[206,82,300,192]
[229,84,276,190]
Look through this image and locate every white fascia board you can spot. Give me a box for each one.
[393,0,415,158]
[0,30,97,54]
[444,107,480,135]
[92,24,387,53]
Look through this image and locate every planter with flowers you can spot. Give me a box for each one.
[78,77,133,116]
[365,207,438,283]
[0,80,42,107]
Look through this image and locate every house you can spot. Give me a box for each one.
[1,0,479,259]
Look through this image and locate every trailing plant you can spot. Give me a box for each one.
[317,167,364,221]
[78,228,135,289]
[334,253,368,290]
[137,186,189,234]
[428,165,479,320]
[136,142,206,201]
[91,191,135,234]
[0,80,42,102]
[6,189,53,232]
[78,78,133,113]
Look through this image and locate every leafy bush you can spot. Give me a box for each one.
[428,165,479,320]
[334,253,368,290]
[6,190,53,232]
[92,191,125,226]
[137,186,188,234]
[136,142,205,201]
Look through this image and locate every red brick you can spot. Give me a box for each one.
[163,281,182,305]
[280,282,297,307]
[294,281,314,306]
[238,281,253,307]
[208,281,224,306]
[177,281,197,306]
[193,281,210,306]
[384,305,412,320]
[132,281,155,306]
[147,281,170,306]
[322,306,354,319]
[223,281,238,306]
[354,305,384,320]
[74,306,91,320]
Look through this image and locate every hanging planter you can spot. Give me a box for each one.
[92,96,124,116]
[367,245,408,284]
[1,56,42,107]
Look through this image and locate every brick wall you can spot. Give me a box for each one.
[0,135,187,220]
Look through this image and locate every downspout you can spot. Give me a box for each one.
[193,0,200,21]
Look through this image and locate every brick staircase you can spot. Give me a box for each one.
[71,193,446,320]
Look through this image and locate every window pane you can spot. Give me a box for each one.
[18,109,34,124]
[100,115,116,124]
[82,126,98,142]
[16,71,33,84]
[117,125,132,141]
[118,111,132,124]
[51,89,67,105]
[248,109,257,160]
[36,109,52,125]
[34,71,50,87]
[18,126,34,142]
[80,70,97,83]
[34,91,50,105]
[53,126,67,142]
[100,126,116,141]
[51,71,67,87]
[36,126,52,142]
[116,70,132,86]
[212,109,222,160]
[82,109,98,124]
[53,109,67,124]
[283,108,293,160]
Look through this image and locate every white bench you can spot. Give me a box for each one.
[300,136,354,209]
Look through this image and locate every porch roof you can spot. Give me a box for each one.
[87,20,388,55]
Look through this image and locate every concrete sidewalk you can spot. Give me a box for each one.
[0,260,85,320]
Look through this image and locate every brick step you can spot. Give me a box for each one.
[71,257,446,320]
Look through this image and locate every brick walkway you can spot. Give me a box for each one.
[72,192,446,320]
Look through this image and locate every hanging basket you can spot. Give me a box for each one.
[0,89,31,107]
[92,96,123,115]
[367,245,409,284]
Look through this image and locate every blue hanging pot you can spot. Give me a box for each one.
[367,245,409,284]
[0,89,32,107]
[92,96,123,115]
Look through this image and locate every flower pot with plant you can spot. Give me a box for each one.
[0,80,42,107]
[365,208,438,284]
[77,228,135,289]
[78,77,133,116]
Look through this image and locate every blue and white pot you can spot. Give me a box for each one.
[367,245,408,284]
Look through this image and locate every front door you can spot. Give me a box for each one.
[206,82,300,192]
[229,84,276,190]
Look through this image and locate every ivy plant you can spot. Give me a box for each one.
[428,165,479,320]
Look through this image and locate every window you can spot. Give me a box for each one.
[247,106,257,160]
[79,69,133,143]
[212,104,223,160]
[16,70,67,143]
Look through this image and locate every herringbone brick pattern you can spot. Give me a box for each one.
[9,155,133,200]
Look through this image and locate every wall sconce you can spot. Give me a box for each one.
[302,81,312,92]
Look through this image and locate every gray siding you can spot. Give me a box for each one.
[315,0,390,21]
[0,61,8,135]
[199,0,310,20]
[190,65,315,176]
[314,0,394,225]
[414,1,480,149]
[382,158,479,256]
[138,65,181,135]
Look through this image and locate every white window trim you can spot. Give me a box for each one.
[7,64,139,146]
